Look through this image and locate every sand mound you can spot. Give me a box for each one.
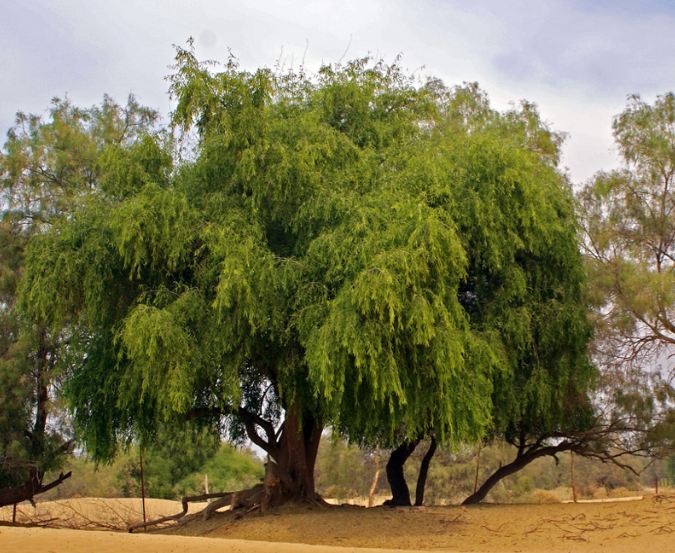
[0,493,672,552]
[168,493,674,552]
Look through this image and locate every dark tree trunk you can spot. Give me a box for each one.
[0,339,71,509]
[235,401,323,510]
[462,441,576,505]
[385,439,420,506]
[0,471,72,508]
[462,455,531,504]
[414,437,437,506]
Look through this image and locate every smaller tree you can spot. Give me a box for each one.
[0,215,72,507]
[577,92,674,483]
[0,95,161,507]
[578,92,674,366]
[375,86,598,507]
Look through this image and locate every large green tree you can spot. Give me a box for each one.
[17,50,594,509]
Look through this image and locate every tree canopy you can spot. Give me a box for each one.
[579,93,674,366]
[15,49,594,506]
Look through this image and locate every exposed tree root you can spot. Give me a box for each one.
[128,490,237,532]
[202,484,264,520]
[128,484,325,532]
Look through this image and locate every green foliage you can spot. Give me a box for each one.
[114,425,221,499]
[15,48,593,482]
[0,215,69,490]
[1,95,160,221]
[43,442,263,501]
[173,445,263,497]
[314,436,385,500]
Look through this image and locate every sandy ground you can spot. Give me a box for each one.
[1,494,673,552]
[0,527,417,553]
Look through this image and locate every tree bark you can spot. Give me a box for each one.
[189,401,323,509]
[414,437,437,506]
[368,465,381,507]
[257,403,323,507]
[384,439,420,506]
[570,450,577,503]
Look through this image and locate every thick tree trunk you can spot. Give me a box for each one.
[188,400,323,513]
[261,403,322,507]
[414,437,437,506]
[385,439,420,506]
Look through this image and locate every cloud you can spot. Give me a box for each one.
[482,1,675,96]
[1,0,673,183]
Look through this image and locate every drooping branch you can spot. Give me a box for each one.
[464,418,661,505]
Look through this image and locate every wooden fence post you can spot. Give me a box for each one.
[140,449,147,531]
[473,446,482,495]
[570,451,578,503]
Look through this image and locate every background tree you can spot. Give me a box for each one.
[579,93,674,366]
[577,92,674,482]
[0,216,73,506]
[0,96,160,506]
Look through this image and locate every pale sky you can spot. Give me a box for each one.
[2,0,674,184]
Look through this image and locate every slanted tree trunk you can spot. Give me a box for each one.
[462,454,533,504]
[384,439,420,506]
[414,437,437,506]
[463,439,577,505]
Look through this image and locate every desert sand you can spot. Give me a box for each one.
[1,494,673,552]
